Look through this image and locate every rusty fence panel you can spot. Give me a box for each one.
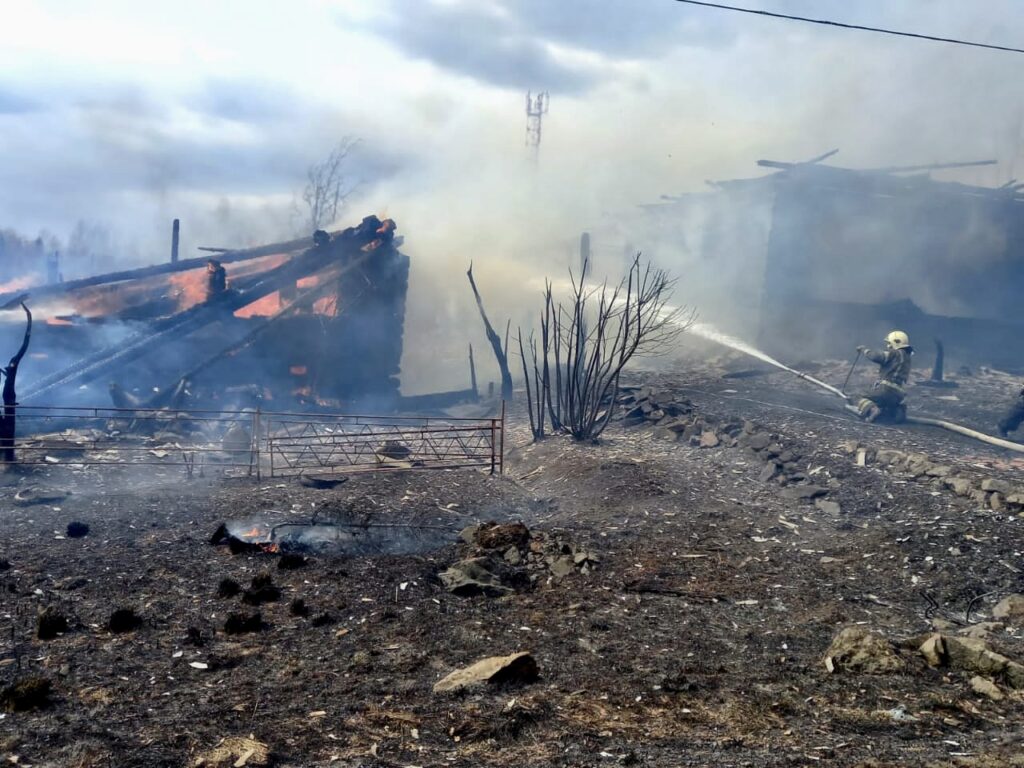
[0,405,505,479]
[264,411,504,477]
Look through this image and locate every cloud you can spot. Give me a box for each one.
[362,1,600,93]
[188,77,305,126]
[0,86,38,114]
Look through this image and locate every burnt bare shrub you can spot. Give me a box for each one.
[311,612,336,627]
[277,552,307,570]
[224,611,263,635]
[519,254,690,442]
[36,607,69,640]
[290,598,310,617]
[242,573,281,605]
[217,578,241,598]
[107,608,142,634]
[184,626,205,647]
[65,521,89,539]
[1,677,52,712]
[0,558,9,571]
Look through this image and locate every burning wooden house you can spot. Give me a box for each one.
[0,215,411,410]
[636,155,1024,370]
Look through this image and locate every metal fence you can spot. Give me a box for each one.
[0,404,504,478]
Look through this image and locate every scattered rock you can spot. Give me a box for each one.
[981,478,1013,495]
[759,462,780,483]
[745,433,771,451]
[919,633,944,666]
[377,439,411,460]
[942,477,974,497]
[458,524,481,544]
[698,431,720,448]
[993,594,1024,624]
[193,735,270,767]
[548,555,575,579]
[959,622,1004,640]
[919,633,1024,689]
[298,475,348,490]
[433,651,538,693]
[108,608,142,634]
[224,612,264,635]
[14,486,71,506]
[815,499,841,515]
[1,677,53,712]
[440,557,515,597]
[37,607,69,640]
[781,485,828,501]
[65,521,89,538]
[503,546,522,566]
[925,465,952,478]
[875,449,905,466]
[970,675,1004,701]
[823,627,904,674]
[652,426,680,441]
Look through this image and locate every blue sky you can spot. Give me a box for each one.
[2,0,1023,263]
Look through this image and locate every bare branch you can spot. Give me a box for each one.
[302,137,359,231]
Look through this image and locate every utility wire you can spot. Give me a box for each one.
[674,0,1024,55]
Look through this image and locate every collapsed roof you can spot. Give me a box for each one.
[0,215,409,409]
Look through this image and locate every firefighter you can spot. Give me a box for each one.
[854,330,913,423]
[997,386,1024,439]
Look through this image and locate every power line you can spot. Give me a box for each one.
[673,0,1024,55]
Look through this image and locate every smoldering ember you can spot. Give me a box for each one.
[5,10,1024,768]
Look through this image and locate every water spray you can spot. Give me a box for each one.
[686,322,850,401]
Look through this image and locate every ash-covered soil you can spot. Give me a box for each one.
[2,361,1024,767]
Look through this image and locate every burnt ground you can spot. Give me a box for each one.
[2,359,1024,767]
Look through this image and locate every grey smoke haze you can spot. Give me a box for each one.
[3,0,1024,389]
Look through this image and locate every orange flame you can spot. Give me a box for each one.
[0,274,40,293]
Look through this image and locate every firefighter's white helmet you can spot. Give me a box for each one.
[885,330,911,350]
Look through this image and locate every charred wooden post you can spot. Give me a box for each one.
[171,219,180,264]
[466,263,513,402]
[469,343,478,398]
[0,303,32,465]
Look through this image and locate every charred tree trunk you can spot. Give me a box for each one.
[1,303,32,465]
[466,263,513,401]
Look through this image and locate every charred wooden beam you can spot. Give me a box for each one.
[0,231,342,307]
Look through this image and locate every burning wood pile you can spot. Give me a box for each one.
[0,216,408,412]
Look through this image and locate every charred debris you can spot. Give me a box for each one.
[0,216,472,414]
[643,153,1024,371]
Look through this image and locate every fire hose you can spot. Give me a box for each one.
[830,388,1024,454]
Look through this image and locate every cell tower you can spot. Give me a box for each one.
[525,90,549,163]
